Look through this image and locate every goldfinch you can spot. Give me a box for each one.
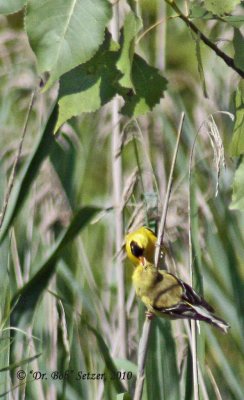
[125,226,163,266]
[132,261,229,333]
[125,226,229,333]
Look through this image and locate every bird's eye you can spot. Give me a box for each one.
[130,241,144,257]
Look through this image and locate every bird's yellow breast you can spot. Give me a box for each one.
[132,264,183,310]
[132,264,157,295]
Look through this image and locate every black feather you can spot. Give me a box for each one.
[180,281,214,312]
[130,241,144,257]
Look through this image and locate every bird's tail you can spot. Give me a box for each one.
[190,305,230,334]
[208,314,230,334]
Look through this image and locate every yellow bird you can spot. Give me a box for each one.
[125,227,229,333]
[125,226,162,266]
[132,261,229,333]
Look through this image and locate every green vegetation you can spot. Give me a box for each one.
[0,0,243,399]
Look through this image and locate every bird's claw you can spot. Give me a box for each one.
[145,311,155,320]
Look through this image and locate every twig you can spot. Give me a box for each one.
[111,4,127,359]
[133,112,185,400]
[165,0,244,79]
[0,89,36,229]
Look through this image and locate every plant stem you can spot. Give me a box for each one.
[133,112,185,400]
[191,320,199,400]
[165,0,244,78]
[154,112,185,268]
[133,318,152,400]
[188,113,201,400]
[111,3,127,359]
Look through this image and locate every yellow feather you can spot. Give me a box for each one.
[128,256,230,333]
[125,227,229,332]
[132,263,183,310]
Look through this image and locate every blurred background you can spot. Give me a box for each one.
[0,1,243,399]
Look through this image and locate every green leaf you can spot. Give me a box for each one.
[230,81,244,157]
[0,353,41,372]
[0,104,58,245]
[117,393,132,400]
[190,172,203,293]
[230,158,244,211]
[233,29,244,72]
[121,54,167,117]
[146,319,180,400]
[209,199,244,332]
[11,206,100,327]
[0,163,11,396]
[56,33,121,131]
[206,329,244,399]
[0,0,26,14]
[85,322,125,394]
[194,34,208,98]
[114,358,137,375]
[0,244,10,394]
[221,15,244,29]
[116,11,142,89]
[204,0,241,16]
[184,346,193,400]
[25,0,112,88]
[189,4,213,19]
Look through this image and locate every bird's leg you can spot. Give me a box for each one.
[145,310,155,320]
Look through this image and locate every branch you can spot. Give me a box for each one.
[165,0,244,79]
[133,112,185,400]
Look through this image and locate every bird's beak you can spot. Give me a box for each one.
[139,256,146,266]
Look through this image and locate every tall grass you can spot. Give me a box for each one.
[0,3,243,400]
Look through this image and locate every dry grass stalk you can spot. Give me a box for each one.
[205,115,225,197]
[110,2,127,360]
[119,168,139,212]
[133,112,185,400]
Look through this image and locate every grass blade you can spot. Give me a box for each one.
[0,353,41,372]
[146,320,180,400]
[11,206,100,327]
[0,104,58,244]
[85,322,126,394]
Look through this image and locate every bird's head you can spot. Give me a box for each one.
[125,226,157,266]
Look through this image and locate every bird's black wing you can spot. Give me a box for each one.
[153,278,214,318]
[180,280,214,312]
[153,301,206,321]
